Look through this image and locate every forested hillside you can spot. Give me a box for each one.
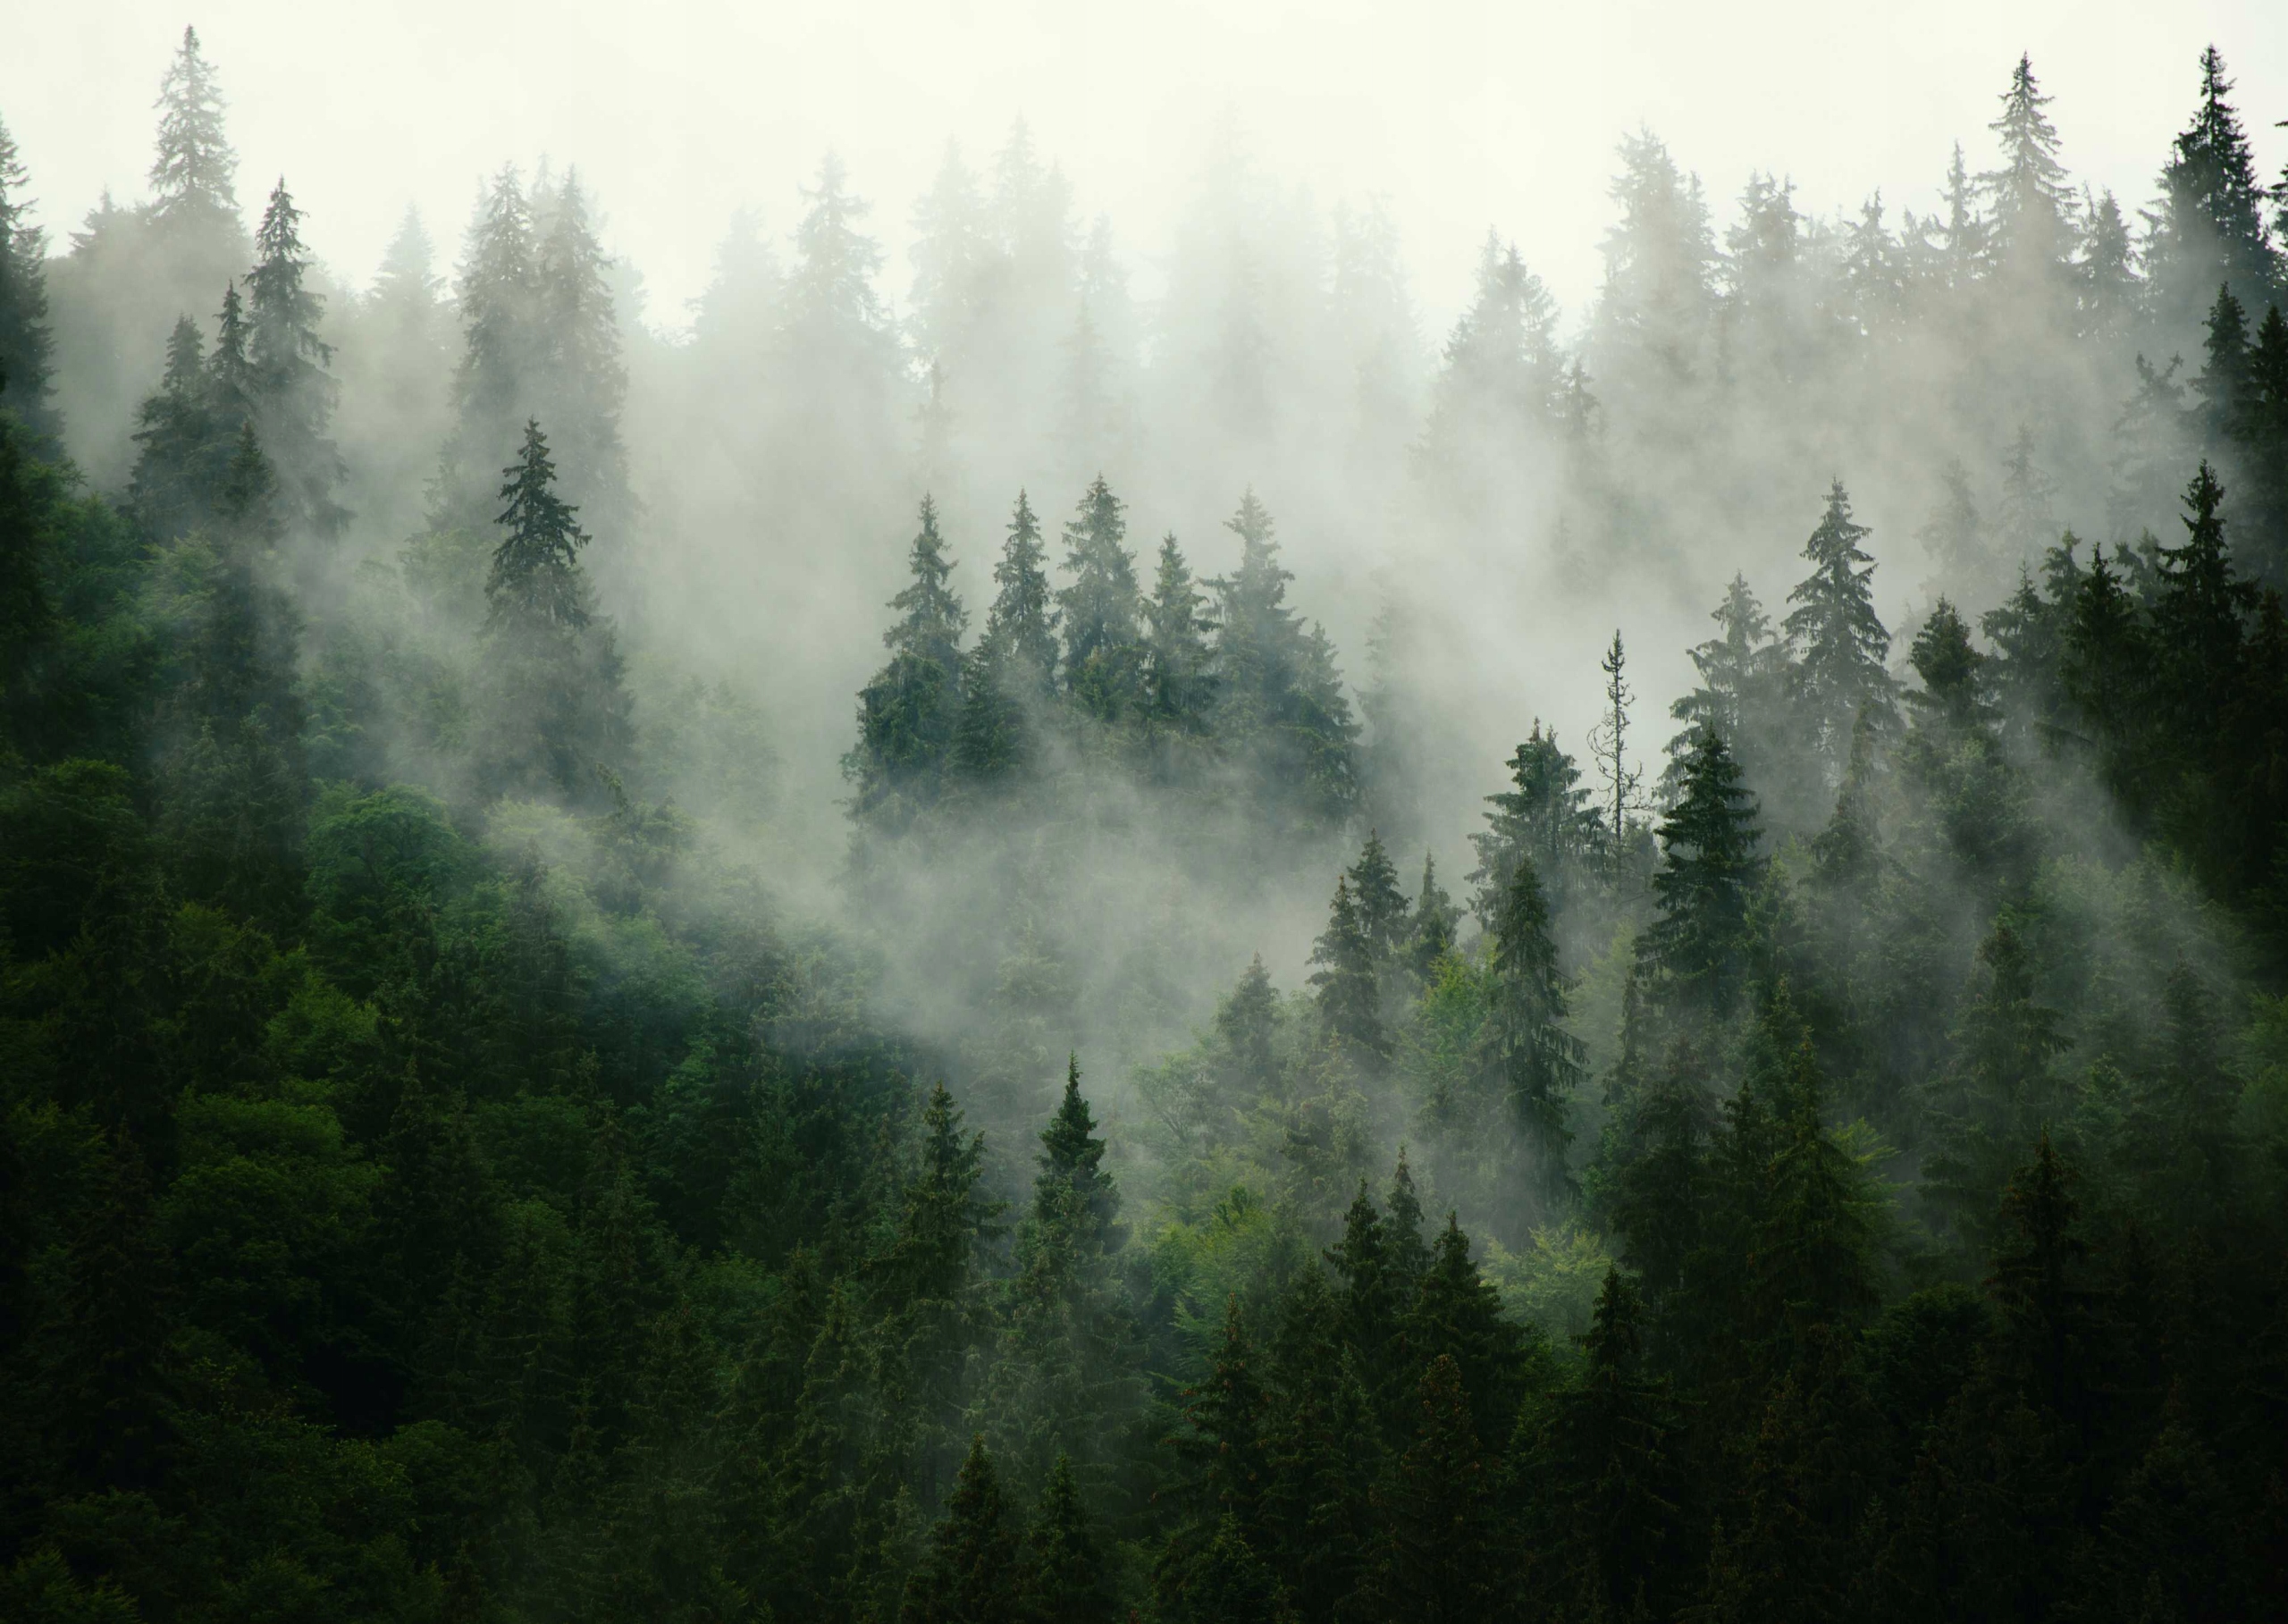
[4,27,2288,1623]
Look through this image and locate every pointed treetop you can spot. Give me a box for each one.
[487,418,591,631]
[149,25,238,224]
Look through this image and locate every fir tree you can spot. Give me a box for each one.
[1588,628,1641,848]
[2151,460,2255,728]
[1406,1215,1529,1445]
[1981,54,2074,286]
[129,315,219,538]
[1142,533,1216,732]
[1484,855,1584,1176]
[2150,46,2280,333]
[1468,723,1599,925]
[1056,475,1141,719]
[1171,1295,1274,1544]
[1366,1355,1501,1624]
[147,26,238,230]
[244,179,343,535]
[1346,829,1410,965]
[980,490,1060,694]
[1310,876,1386,1061]
[1668,573,1787,795]
[1406,853,1460,981]
[1642,726,1763,1009]
[901,1435,1026,1624]
[487,419,593,631]
[2194,282,2253,448]
[852,499,969,823]
[1785,480,1895,772]
[530,170,631,538]
[1026,1454,1115,1624]
[0,114,55,436]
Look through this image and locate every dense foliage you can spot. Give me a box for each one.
[4,29,2288,1624]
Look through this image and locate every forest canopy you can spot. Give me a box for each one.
[4,26,2288,1624]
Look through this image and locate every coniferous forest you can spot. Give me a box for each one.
[9,25,2288,1624]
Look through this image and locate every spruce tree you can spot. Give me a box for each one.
[980,490,1060,694]
[1026,1454,1115,1624]
[2151,460,2255,729]
[530,170,631,539]
[129,316,219,538]
[1171,1295,1274,1544]
[1785,480,1895,773]
[1366,1355,1501,1624]
[0,115,55,437]
[901,1435,1026,1624]
[1468,722,1599,925]
[1056,475,1141,719]
[1309,876,1386,1061]
[1406,853,1460,980]
[478,419,627,801]
[1212,488,1301,728]
[147,27,239,231]
[1642,725,1763,1009]
[2194,283,2253,448]
[852,499,969,824]
[2150,46,2280,334]
[1406,1215,1530,1446]
[1419,231,1561,485]
[1981,54,2074,286]
[1346,829,1410,965]
[1485,855,1584,1175]
[1141,533,1216,732]
[1668,573,1786,795]
[245,179,343,535]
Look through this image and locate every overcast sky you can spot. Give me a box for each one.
[8,1,2285,338]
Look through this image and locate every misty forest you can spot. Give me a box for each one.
[7,23,2288,1624]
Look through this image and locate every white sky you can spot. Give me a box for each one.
[8,1,2287,338]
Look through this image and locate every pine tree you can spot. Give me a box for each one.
[478,420,627,801]
[245,179,343,535]
[1406,853,1460,980]
[1026,1453,1115,1624]
[1142,533,1216,732]
[0,115,55,437]
[1485,855,1584,1174]
[1516,1268,1683,1620]
[487,419,593,631]
[2151,460,2255,729]
[1366,1355,1501,1624]
[1324,1182,1406,1422]
[442,166,541,524]
[1588,628,1641,849]
[1981,54,2074,287]
[1036,1055,1120,1253]
[1420,231,1561,487]
[901,1435,1026,1624]
[1406,1215,1529,1446]
[2150,46,2281,335]
[2074,187,2139,341]
[1904,600,1994,734]
[980,490,1060,694]
[1668,573,1787,795]
[1785,480,1896,772]
[1642,725,1763,1009]
[1310,877,1386,1061]
[1171,1295,1274,1544]
[147,26,239,231]
[1346,829,1410,964]
[852,499,969,823]
[530,170,631,539]
[2194,283,2253,449]
[1056,475,1141,719]
[1468,722,1600,925]
[129,316,220,537]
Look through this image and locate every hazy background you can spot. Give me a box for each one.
[11,1,2284,339]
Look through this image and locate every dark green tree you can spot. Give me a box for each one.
[1642,725,1763,1009]
[1468,722,1600,925]
[1364,1354,1501,1624]
[0,115,55,437]
[1309,877,1386,1062]
[1057,475,1141,719]
[244,179,342,535]
[980,490,1060,694]
[1346,829,1410,965]
[852,498,969,823]
[1026,1453,1115,1624]
[1406,852,1460,981]
[1142,533,1216,732]
[1785,480,1895,774]
[1483,855,1584,1178]
[1405,1215,1529,1446]
[902,1435,1026,1624]
[2149,46,2280,334]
